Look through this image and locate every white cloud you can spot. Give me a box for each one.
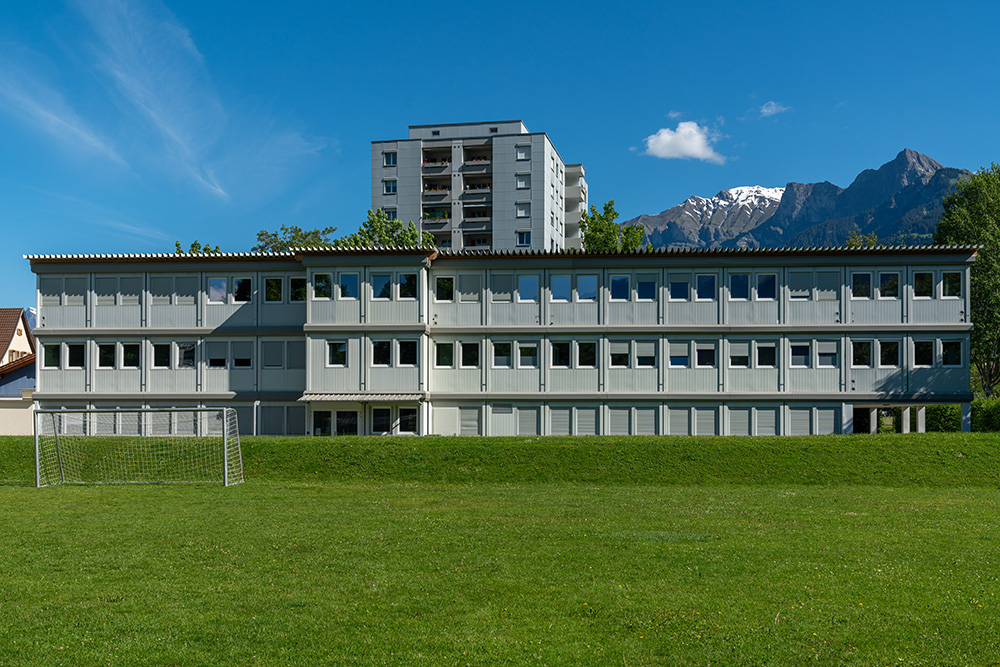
[642,121,725,164]
[666,110,683,119]
[760,101,791,117]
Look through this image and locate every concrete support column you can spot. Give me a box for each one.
[869,407,878,434]
[962,402,972,433]
[901,406,911,434]
[841,402,853,434]
[916,406,926,433]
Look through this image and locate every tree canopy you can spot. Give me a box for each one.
[332,209,432,248]
[934,163,1000,396]
[252,225,338,253]
[845,230,879,248]
[578,200,645,253]
[175,240,221,255]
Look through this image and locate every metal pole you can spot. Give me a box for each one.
[33,409,40,488]
[223,412,229,487]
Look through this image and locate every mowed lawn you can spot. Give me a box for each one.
[1,434,999,666]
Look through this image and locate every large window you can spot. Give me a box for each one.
[577,276,598,301]
[339,274,359,299]
[399,274,418,300]
[879,272,900,299]
[551,275,571,301]
[399,408,418,434]
[208,278,227,303]
[637,276,657,301]
[879,340,900,367]
[435,341,454,367]
[98,343,116,369]
[729,342,750,368]
[383,180,397,195]
[636,341,656,368]
[328,341,347,366]
[383,151,397,167]
[790,344,810,368]
[460,342,479,368]
[943,272,962,298]
[372,341,392,366]
[399,341,418,366]
[851,273,872,299]
[233,278,252,303]
[493,342,512,368]
[942,341,962,366]
[435,276,455,302]
[788,272,811,301]
[914,272,934,298]
[43,344,60,369]
[231,342,252,369]
[518,275,539,302]
[551,342,570,367]
[577,342,597,368]
[756,343,777,368]
[852,341,872,368]
[669,280,688,301]
[695,343,716,368]
[696,275,716,300]
[913,340,934,367]
[756,274,777,300]
[264,277,283,303]
[458,275,481,302]
[314,274,333,299]
[518,343,538,368]
[729,274,750,300]
[371,274,392,300]
[610,275,629,301]
[669,342,689,368]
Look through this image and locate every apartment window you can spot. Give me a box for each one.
[757,343,777,368]
[730,273,750,300]
[230,341,250,367]
[383,208,397,221]
[515,145,531,161]
[817,342,838,367]
[264,278,283,303]
[669,280,689,301]
[328,341,347,366]
[637,276,657,301]
[153,343,171,369]
[178,343,196,369]
[95,277,117,306]
[207,341,228,368]
[696,274,716,300]
[122,344,140,369]
[372,341,392,366]
[518,343,538,368]
[852,341,873,368]
[399,340,418,366]
[515,174,530,189]
[98,343,116,369]
[64,278,86,306]
[339,273,359,299]
[551,342,571,367]
[262,341,285,369]
[150,276,173,305]
[669,342,689,368]
[288,341,305,369]
[383,151,397,167]
[491,274,513,302]
[790,344,810,368]
[914,272,933,298]
[757,274,777,300]
[879,340,900,368]
[816,271,840,300]
[67,344,85,369]
[515,203,531,218]
[314,274,333,299]
[383,180,397,195]
[493,342,512,368]
[879,272,900,299]
[371,274,392,300]
[398,274,418,300]
[943,341,962,366]
[636,341,656,368]
[729,342,750,368]
[290,277,307,302]
[489,127,498,133]
[40,278,62,307]
[458,274,481,302]
[460,342,479,368]
[518,275,539,302]
[399,408,418,434]
[913,340,934,367]
[577,342,597,368]
[516,231,531,247]
[431,130,440,136]
[435,341,454,367]
[789,272,811,300]
[436,276,455,302]
[610,341,630,368]
[851,273,872,299]
[551,275,571,301]
[577,275,598,301]
[943,272,962,298]
[233,278,252,303]
[372,409,391,434]
[43,344,60,369]
[610,275,630,301]
[696,344,716,368]
[208,278,227,303]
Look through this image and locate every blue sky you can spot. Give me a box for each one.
[3,0,999,309]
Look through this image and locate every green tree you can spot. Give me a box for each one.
[846,230,879,248]
[252,224,338,252]
[578,200,645,253]
[934,163,1000,397]
[333,209,432,248]
[175,240,221,254]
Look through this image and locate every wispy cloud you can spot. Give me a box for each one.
[760,100,791,117]
[642,121,726,165]
[0,46,126,165]
[667,109,684,119]
[20,186,171,242]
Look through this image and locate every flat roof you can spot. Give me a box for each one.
[407,120,524,129]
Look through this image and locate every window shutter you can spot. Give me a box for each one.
[816,408,837,435]
[517,407,538,435]
[696,408,717,436]
[789,408,811,435]
[635,408,656,435]
[261,406,284,435]
[756,408,778,436]
[576,408,598,435]
[550,408,571,435]
[609,408,630,435]
[460,407,480,435]
[730,408,751,436]
[670,407,689,435]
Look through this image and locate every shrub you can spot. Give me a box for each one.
[972,398,1000,432]
[925,404,961,432]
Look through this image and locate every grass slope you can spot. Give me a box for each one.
[1,433,998,665]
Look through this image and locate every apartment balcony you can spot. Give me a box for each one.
[566,184,585,201]
[422,186,452,203]
[460,219,492,233]
[420,217,452,232]
[462,233,492,250]
[565,209,582,225]
[422,156,452,174]
[461,160,492,175]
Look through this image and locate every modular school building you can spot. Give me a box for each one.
[26,245,976,436]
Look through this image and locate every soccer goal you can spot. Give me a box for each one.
[34,407,243,487]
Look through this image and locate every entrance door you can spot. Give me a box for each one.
[336,411,358,435]
[313,411,332,436]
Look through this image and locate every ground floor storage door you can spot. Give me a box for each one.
[730,407,751,436]
[460,407,481,436]
[635,408,657,435]
[336,411,358,435]
[576,408,598,435]
[609,408,630,435]
[518,407,539,436]
[550,408,571,435]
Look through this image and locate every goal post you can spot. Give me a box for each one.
[34,407,243,487]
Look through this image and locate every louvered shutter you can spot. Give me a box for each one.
[576,408,598,435]
[609,408,630,435]
[729,408,751,436]
[550,408,571,435]
[518,407,539,435]
[789,408,811,435]
[635,408,657,435]
[816,408,837,435]
[670,407,689,435]
[460,407,480,435]
[756,408,778,436]
[696,408,717,436]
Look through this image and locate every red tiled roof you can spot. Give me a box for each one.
[0,309,34,358]
[0,352,35,377]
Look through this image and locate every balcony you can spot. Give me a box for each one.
[422,184,452,203]
[566,184,585,201]
[460,218,492,232]
[463,233,492,250]
[422,154,452,174]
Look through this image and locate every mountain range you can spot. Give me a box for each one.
[625,149,971,248]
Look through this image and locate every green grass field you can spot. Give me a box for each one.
[2,433,999,666]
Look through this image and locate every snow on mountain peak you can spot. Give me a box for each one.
[721,185,785,203]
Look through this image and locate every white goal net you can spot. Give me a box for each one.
[34,408,243,487]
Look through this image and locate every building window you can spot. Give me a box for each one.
[816,272,840,300]
[636,341,656,368]
[233,278,252,303]
[577,342,597,368]
[435,276,455,302]
[551,275,571,302]
[577,275,598,301]
[515,203,531,218]
[95,277,117,306]
[399,274,418,300]
[789,272,811,301]
[913,340,934,367]
[64,343,84,369]
[460,342,479,368]
[177,343,196,369]
[518,343,538,368]
[610,275,630,301]
[790,344,810,368]
[610,341,630,368]
[515,174,530,189]
[262,341,285,369]
[493,342,512,368]
[489,127,498,133]
[435,341,454,367]
[516,231,531,247]
[942,341,962,366]
[207,341,228,369]
[851,273,872,299]
[914,272,933,298]
[756,274,777,300]
[153,343,171,369]
[515,145,531,161]
[695,343,716,368]
[98,343,116,369]
[120,344,140,369]
[232,341,252,369]
[289,277,307,302]
[551,342,570,367]
[669,280,689,301]
[696,275,716,300]
[458,274,481,302]
[637,277,657,301]
[879,340,900,368]
[852,341,873,368]
[729,342,750,368]
[383,208,397,220]
[208,278,227,303]
[264,278,283,303]
[729,273,750,300]
[43,344,60,369]
[339,273,359,300]
[399,340,418,366]
[372,409,391,434]
[669,342,689,368]
[314,274,333,300]
[383,180,397,195]
[756,343,777,368]
[879,272,900,299]
[372,341,392,366]
[399,408,418,434]
[371,273,392,300]
[328,341,347,367]
[817,342,838,367]
[518,275,539,302]
[431,130,440,136]
[383,152,397,167]
[943,272,962,298]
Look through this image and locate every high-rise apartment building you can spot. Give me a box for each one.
[371,121,587,251]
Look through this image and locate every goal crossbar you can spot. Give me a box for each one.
[34,407,243,487]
